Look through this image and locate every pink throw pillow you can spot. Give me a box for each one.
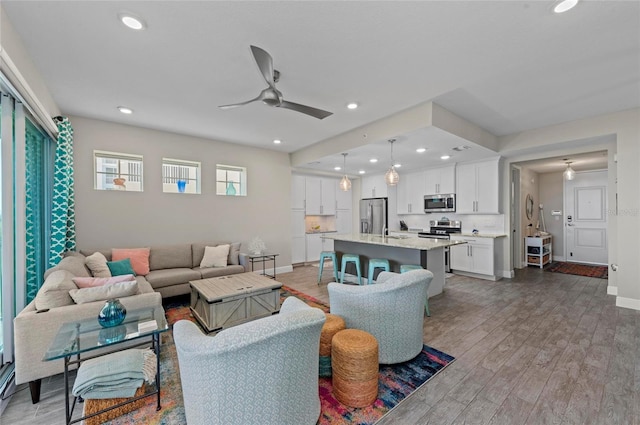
[112,248,151,275]
[72,274,135,289]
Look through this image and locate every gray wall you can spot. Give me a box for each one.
[539,172,565,259]
[70,116,293,265]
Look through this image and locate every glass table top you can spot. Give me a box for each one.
[44,306,168,361]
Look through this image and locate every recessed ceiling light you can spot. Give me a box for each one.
[394,163,402,168]
[553,0,579,13]
[359,170,366,174]
[416,148,426,153]
[369,158,378,163]
[273,139,281,144]
[119,13,147,30]
[441,155,451,160]
[334,166,341,171]
[347,102,358,110]
[117,106,133,114]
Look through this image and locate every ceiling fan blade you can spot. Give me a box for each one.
[218,94,262,109]
[250,45,276,88]
[279,100,333,119]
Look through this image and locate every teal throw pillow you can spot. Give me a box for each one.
[107,258,136,277]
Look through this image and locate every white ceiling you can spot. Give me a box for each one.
[3,1,639,176]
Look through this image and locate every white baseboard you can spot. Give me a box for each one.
[553,255,564,262]
[616,296,640,311]
[607,285,618,296]
[502,269,515,278]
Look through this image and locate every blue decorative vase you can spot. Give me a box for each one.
[98,325,127,345]
[177,180,187,193]
[98,299,127,328]
[226,182,237,195]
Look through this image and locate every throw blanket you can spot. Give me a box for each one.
[73,348,157,399]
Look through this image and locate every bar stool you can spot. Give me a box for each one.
[340,254,362,285]
[368,258,390,284]
[318,251,339,284]
[400,264,430,316]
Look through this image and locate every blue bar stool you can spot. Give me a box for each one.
[340,254,362,285]
[318,251,339,284]
[400,264,430,316]
[368,258,390,284]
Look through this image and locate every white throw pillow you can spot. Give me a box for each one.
[85,252,112,278]
[200,245,230,268]
[69,280,138,304]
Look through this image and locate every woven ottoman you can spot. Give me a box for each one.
[331,329,379,407]
[319,313,346,377]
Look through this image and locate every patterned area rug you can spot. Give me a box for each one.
[545,261,608,279]
[104,286,454,425]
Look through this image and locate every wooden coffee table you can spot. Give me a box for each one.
[189,272,283,333]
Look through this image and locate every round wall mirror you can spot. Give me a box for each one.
[525,194,534,220]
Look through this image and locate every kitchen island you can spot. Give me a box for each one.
[322,233,466,298]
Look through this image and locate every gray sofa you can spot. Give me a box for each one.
[79,242,248,298]
[14,242,247,404]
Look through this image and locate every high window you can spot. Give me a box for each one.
[216,164,247,196]
[94,151,143,191]
[162,158,200,194]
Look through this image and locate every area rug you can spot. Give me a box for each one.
[103,286,454,425]
[545,261,608,279]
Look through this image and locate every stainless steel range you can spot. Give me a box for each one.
[418,220,462,273]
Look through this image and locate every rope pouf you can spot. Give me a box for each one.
[331,329,379,407]
[319,314,346,377]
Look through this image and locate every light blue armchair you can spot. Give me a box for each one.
[328,269,433,364]
[174,296,326,425]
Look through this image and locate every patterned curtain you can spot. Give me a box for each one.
[48,116,76,267]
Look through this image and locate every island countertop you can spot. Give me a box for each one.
[322,233,466,250]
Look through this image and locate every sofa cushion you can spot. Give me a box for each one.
[35,270,77,310]
[195,265,245,279]
[145,268,201,289]
[69,280,139,304]
[112,248,150,275]
[44,256,92,281]
[200,245,230,268]
[149,244,192,270]
[192,242,241,267]
[85,252,112,278]
[72,274,136,289]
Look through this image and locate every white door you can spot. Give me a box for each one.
[564,170,608,265]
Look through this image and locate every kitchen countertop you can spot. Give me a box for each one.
[322,233,466,250]
[305,230,337,234]
[455,233,508,239]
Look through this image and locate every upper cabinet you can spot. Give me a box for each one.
[397,170,425,215]
[361,174,388,199]
[291,174,306,209]
[305,177,336,215]
[424,165,455,195]
[455,158,501,214]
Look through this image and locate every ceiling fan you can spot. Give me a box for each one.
[219,45,333,120]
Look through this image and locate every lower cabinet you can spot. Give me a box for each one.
[449,236,501,280]
[306,233,334,262]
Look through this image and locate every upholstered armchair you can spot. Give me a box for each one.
[173,296,326,425]
[328,269,433,364]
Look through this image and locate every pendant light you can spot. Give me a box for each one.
[339,153,351,191]
[563,161,576,180]
[384,139,400,186]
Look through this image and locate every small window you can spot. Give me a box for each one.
[216,164,247,196]
[162,158,200,194]
[94,151,143,191]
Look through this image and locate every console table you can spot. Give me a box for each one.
[44,307,168,425]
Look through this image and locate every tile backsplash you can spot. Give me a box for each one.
[305,215,336,233]
[395,213,505,234]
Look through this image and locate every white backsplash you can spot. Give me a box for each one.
[395,213,505,234]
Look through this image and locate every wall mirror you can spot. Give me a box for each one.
[525,194,534,220]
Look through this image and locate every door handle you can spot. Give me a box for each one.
[567,223,574,226]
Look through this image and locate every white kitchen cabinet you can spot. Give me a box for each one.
[305,177,336,215]
[424,165,455,195]
[361,174,388,199]
[455,158,500,214]
[291,209,306,264]
[291,174,306,209]
[306,233,334,262]
[449,235,500,280]
[336,210,352,234]
[397,170,425,215]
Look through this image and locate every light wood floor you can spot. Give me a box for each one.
[3,266,638,425]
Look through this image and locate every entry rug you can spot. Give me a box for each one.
[545,261,608,279]
[103,287,454,425]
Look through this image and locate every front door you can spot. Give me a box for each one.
[564,170,608,265]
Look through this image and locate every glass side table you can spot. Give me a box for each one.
[246,252,279,279]
[44,306,168,425]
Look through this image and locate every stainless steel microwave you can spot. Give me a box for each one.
[424,194,456,213]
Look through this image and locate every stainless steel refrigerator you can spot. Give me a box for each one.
[360,198,388,235]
